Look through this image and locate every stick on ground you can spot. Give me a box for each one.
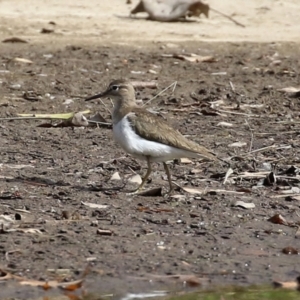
[211,7,246,28]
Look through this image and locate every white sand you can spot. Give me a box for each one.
[0,0,299,44]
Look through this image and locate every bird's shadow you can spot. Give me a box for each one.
[0,175,127,195]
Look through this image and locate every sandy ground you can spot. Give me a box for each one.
[1,41,300,299]
[0,0,300,44]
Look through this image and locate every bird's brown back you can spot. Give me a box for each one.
[127,107,217,161]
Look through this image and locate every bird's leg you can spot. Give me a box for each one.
[139,157,152,190]
[127,156,152,195]
[163,162,173,195]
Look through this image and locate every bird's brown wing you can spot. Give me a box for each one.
[127,108,217,161]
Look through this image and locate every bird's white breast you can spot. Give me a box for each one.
[113,114,197,162]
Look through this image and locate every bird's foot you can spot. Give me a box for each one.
[125,172,149,196]
[162,187,174,198]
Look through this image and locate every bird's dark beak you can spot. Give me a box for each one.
[85,92,105,101]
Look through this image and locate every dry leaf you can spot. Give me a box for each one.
[2,163,34,169]
[97,229,114,236]
[277,87,300,98]
[217,121,233,127]
[268,214,289,226]
[110,172,121,181]
[281,187,300,194]
[148,69,157,74]
[277,87,300,93]
[170,194,186,199]
[211,72,227,76]
[180,158,193,164]
[175,275,202,287]
[281,246,299,255]
[81,202,108,209]
[2,37,28,43]
[128,174,142,184]
[131,81,158,89]
[0,215,15,230]
[273,279,298,290]
[169,53,216,63]
[13,228,43,234]
[181,186,204,194]
[233,201,255,209]
[13,57,33,64]
[63,99,74,105]
[269,60,281,66]
[223,167,234,184]
[58,279,84,291]
[229,141,247,147]
[0,267,86,299]
[20,278,84,290]
[190,168,201,174]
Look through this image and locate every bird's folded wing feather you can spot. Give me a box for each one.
[127,109,217,161]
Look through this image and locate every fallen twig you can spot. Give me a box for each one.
[216,109,260,117]
[245,119,254,152]
[256,131,299,136]
[229,81,235,92]
[88,120,112,127]
[143,81,177,106]
[0,110,91,121]
[231,172,300,182]
[239,145,291,157]
[211,7,246,28]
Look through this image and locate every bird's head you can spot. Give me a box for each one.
[85,79,136,107]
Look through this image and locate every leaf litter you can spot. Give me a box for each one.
[0,212,44,234]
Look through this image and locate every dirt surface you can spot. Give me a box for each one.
[0,0,300,299]
[0,41,300,298]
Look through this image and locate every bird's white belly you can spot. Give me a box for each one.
[113,116,195,162]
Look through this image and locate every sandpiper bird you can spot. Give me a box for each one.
[85,79,219,194]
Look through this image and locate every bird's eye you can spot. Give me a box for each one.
[111,85,119,91]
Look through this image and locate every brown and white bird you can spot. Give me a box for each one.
[85,79,219,194]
